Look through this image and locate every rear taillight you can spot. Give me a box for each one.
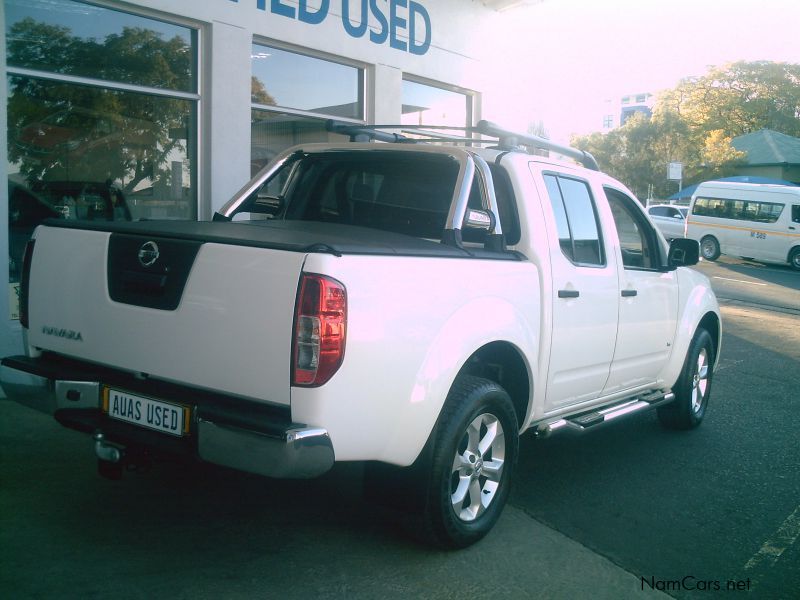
[19,240,35,329]
[292,274,347,387]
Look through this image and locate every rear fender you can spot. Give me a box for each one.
[377,296,537,465]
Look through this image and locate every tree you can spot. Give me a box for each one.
[572,112,692,199]
[699,130,748,181]
[659,61,800,139]
[571,61,800,199]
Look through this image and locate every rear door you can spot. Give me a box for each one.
[539,171,619,411]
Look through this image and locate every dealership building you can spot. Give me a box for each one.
[1,0,527,357]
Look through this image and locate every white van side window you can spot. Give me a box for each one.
[693,197,784,224]
[793,205,800,224]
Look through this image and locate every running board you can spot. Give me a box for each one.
[535,390,675,438]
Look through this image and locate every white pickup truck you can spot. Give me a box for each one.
[1,121,720,548]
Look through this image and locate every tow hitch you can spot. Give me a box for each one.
[93,432,151,480]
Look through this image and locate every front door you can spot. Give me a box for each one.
[604,187,678,394]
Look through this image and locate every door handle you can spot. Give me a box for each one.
[621,289,638,297]
[558,289,580,299]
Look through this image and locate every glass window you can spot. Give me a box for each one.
[649,206,669,217]
[792,205,800,224]
[543,174,604,266]
[250,44,364,177]
[543,174,573,257]
[251,43,363,118]
[606,188,658,270]
[693,197,784,223]
[402,79,471,128]
[235,150,460,240]
[250,110,350,176]
[6,0,198,301]
[5,0,196,92]
[8,77,195,220]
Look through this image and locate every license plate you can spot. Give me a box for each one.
[104,388,189,437]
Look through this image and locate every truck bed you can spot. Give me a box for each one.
[42,218,519,260]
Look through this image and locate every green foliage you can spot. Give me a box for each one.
[571,61,800,199]
[700,130,748,181]
[659,61,800,138]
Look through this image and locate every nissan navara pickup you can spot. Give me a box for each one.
[1,121,721,548]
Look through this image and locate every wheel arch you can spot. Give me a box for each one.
[659,268,722,387]
[787,245,800,270]
[370,293,538,467]
[454,341,532,431]
[698,310,722,366]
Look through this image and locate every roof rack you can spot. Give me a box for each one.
[474,120,599,171]
[325,119,599,171]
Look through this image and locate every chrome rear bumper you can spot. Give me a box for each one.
[1,358,334,479]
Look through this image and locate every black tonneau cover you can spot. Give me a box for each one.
[42,219,520,260]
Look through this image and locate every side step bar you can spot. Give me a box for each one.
[535,390,675,438]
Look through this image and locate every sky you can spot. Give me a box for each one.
[482,0,800,143]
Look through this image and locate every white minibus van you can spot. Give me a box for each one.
[686,181,800,270]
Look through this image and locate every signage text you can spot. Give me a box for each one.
[230,0,432,55]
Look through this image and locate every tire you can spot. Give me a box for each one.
[789,247,800,271]
[700,235,720,261]
[421,376,519,549]
[658,328,715,430]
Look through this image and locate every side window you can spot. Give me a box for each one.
[649,206,668,217]
[793,205,800,224]
[543,174,604,266]
[605,188,660,270]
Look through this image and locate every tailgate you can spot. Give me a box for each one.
[26,225,306,406]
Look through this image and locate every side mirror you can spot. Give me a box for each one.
[667,238,699,269]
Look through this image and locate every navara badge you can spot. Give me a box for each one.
[138,241,160,267]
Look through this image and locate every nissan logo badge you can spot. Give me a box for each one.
[138,241,160,267]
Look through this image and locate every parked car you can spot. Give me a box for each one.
[7,181,61,281]
[648,204,688,240]
[1,121,720,548]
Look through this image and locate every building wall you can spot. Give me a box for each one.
[737,165,800,184]
[1,0,499,359]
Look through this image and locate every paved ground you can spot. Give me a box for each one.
[0,398,667,599]
[1,258,797,599]
[511,302,800,600]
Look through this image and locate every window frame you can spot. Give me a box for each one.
[251,38,367,123]
[542,171,606,268]
[5,0,200,93]
[605,187,663,272]
[5,0,202,294]
[401,75,475,129]
[5,0,202,218]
